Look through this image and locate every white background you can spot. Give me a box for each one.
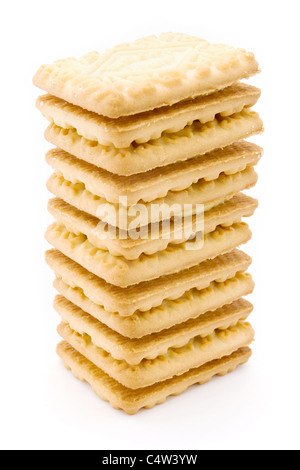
[1,0,299,450]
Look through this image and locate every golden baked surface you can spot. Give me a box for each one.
[45,141,262,204]
[47,194,258,259]
[57,341,252,414]
[55,295,253,364]
[37,83,260,147]
[46,248,252,320]
[33,33,259,118]
[58,320,254,389]
[45,110,263,175]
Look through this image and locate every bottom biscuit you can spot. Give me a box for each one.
[57,341,252,414]
[57,320,253,388]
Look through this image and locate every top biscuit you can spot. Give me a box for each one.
[33,33,259,118]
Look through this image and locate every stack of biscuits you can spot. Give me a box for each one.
[33,33,263,414]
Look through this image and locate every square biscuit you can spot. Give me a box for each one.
[47,167,258,230]
[45,222,252,287]
[46,248,252,319]
[57,320,254,389]
[54,273,254,338]
[45,110,263,175]
[48,194,258,260]
[57,342,252,414]
[46,140,262,205]
[54,295,253,364]
[33,33,259,118]
[37,83,260,148]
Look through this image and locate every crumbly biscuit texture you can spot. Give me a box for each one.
[44,110,263,175]
[57,342,252,414]
[45,222,252,287]
[37,83,260,147]
[48,194,258,259]
[54,272,254,338]
[47,167,258,229]
[33,33,259,118]
[57,320,254,388]
[46,248,252,318]
[46,140,262,204]
[54,295,253,364]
